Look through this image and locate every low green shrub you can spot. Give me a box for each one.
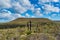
[25,31,32,35]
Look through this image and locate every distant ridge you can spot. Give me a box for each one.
[12,18,52,22]
[9,18,52,24]
[0,18,53,24]
[0,18,56,29]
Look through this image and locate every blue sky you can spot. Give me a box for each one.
[0,0,60,22]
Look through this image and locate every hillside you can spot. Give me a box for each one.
[0,18,56,28]
[7,18,53,24]
[0,18,60,40]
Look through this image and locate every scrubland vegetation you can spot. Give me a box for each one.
[0,18,60,40]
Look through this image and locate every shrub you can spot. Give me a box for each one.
[25,31,32,35]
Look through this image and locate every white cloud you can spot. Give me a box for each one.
[0,0,34,14]
[52,14,57,17]
[34,8,43,17]
[0,10,12,18]
[12,0,34,14]
[0,0,60,22]
[0,0,34,21]
[38,0,59,4]
[39,0,50,3]
[36,11,43,16]
[18,0,32,7]
[0,9,25,21]
[38,0,60,15]
[12,2,27,13]
[0,0,11,8]
[14,13,25,18]
[44,4,60,13]
[25,13,30,17]
[31,16,35,18]
[52,0,59,2]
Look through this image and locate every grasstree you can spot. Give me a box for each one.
[27,20,32,31]
[25,33,56,40]
[26,20,32,35]
[29,20,32,31]
[27,22,29,30]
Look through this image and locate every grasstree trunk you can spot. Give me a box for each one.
[29,20,32,31]
[27,22,29,30]
[27,20,32,31]
[30,20,32,31]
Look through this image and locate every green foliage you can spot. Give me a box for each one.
[25,30,32,35]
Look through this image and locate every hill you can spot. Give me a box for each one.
[0,18,60,40]
[8,18,52,24]
[0,18,56,28]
